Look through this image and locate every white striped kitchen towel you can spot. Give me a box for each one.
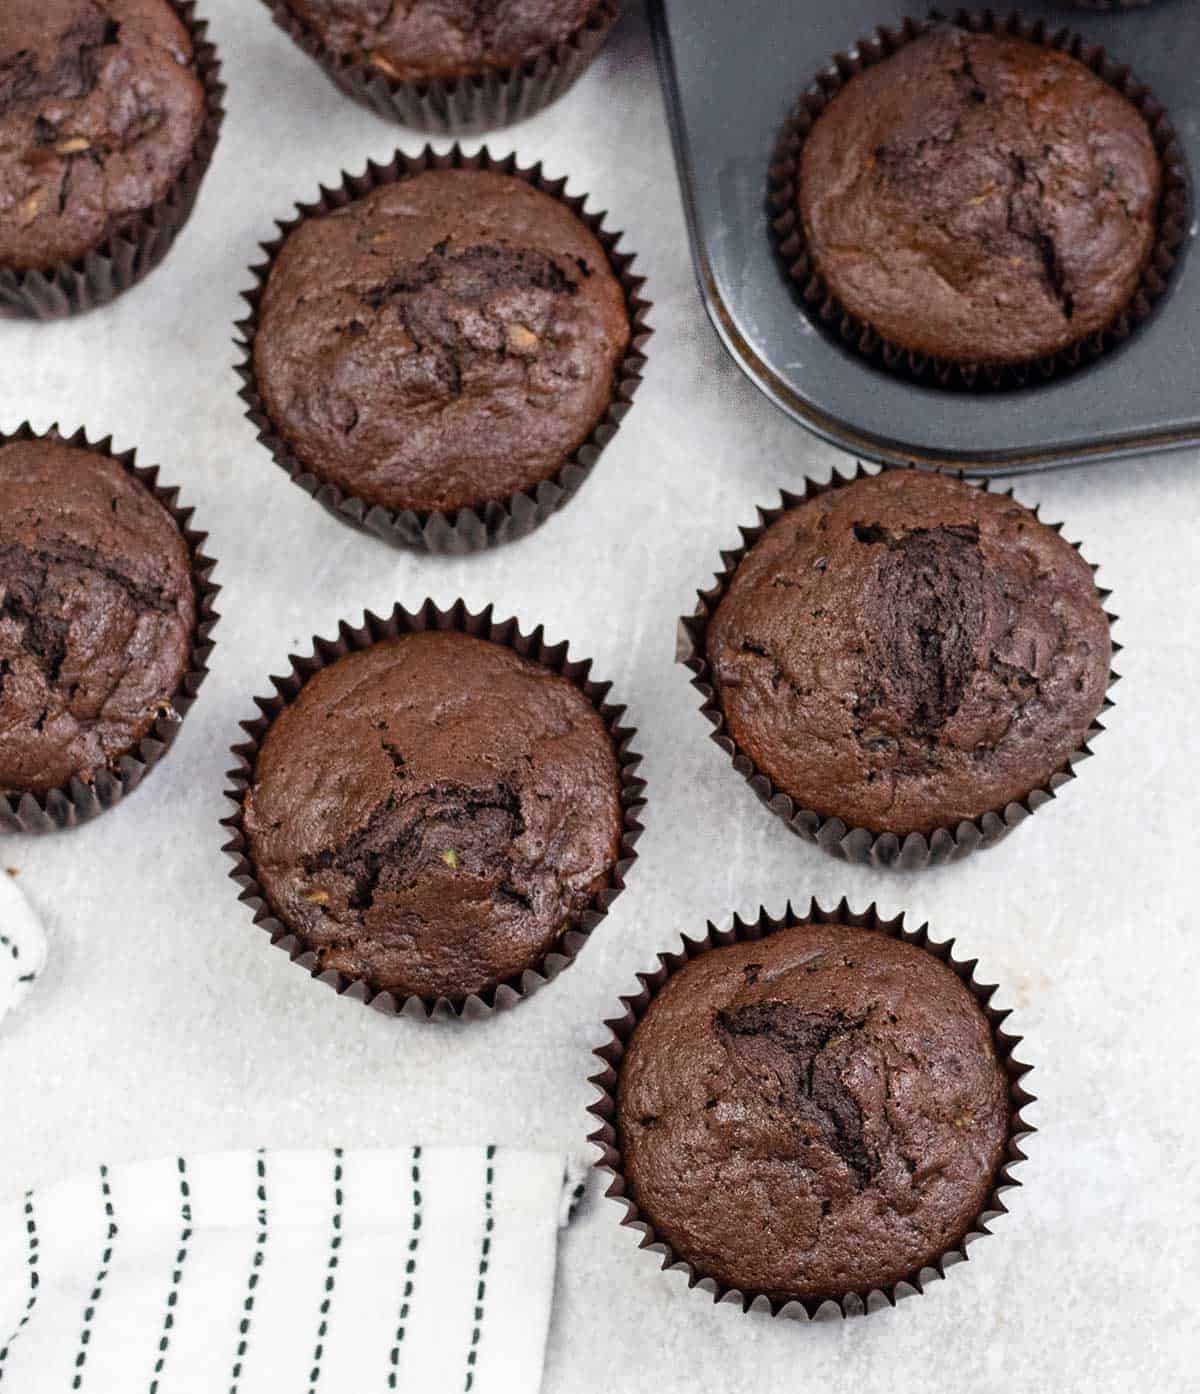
[0,1146,584,1394]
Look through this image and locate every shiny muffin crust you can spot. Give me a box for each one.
[283,0,599,81]
[0,0,205,272]
[618,922,1010,1302]
[798,27,1161,364]
[706,471,1111,836]
[242,631,623,1002]
[0,439,196,795]
[252,169,631,514]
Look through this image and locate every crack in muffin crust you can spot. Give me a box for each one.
[855,521,985,738]
[718,1003,880,1187]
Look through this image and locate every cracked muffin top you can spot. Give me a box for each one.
[796,26,1161,364]
[0,438,196,795]
[618,921,1010,1303]
[252,169,631,514]
[242,630,623,1002]
[706,471,1111,835]
[282,0,599,82]
[0,0,206,272]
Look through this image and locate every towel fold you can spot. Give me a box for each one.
[0,1146,583,1394]
[0,875,44,1029]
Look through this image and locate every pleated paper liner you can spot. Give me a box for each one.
[0,2,225,320]
[588,900,1035,1319]
[221,599,647,1020]
[235,145,651,555]
[768,8,1189,392]
[260,0,618,132]
[677,465,1119,869]
[0,423,220,834]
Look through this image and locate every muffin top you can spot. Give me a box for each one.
[253,169,631,514]
[618,921,1010,1303]
[284,0,599,81]
[0,438,196,795]
[797,26,1161,364]
[0,0,206,273]
[242,630,623,1002]
[706,471,1111,835]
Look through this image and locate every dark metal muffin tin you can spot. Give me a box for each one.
[648,0,1196,474]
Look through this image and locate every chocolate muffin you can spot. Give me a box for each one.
[281,0,601,82]
[241,630,624,1003]
[617,920,1011,1304]
[251,168,632,515]
[796,25,1162,365]
[0,0,206,274]
[705,471,1111,837]
[0,437,197,797]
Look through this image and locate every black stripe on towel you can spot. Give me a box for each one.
[464,1145,496,1392]
[228,1150,268,1394]
[149,1158,192,1393]
[71,1164,117,1390]
[0,1191,40,1381]
[306,1148,344,1393]
[387,1145,423,1389]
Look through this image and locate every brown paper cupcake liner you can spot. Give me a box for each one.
[587,899,1035,1318]
[260,0,618,132]
[677,464,1119,868]
[0,423,220,835]
[768,8,1189,392]
[0,2,225,320]
[235,145,651,555]
[220,598,647,1020]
